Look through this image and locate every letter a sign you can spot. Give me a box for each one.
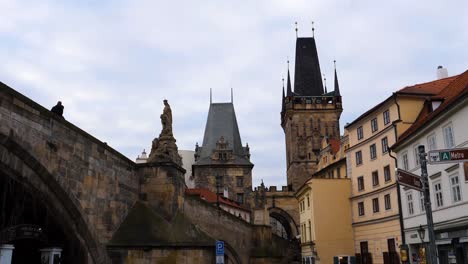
[428,148,468,164]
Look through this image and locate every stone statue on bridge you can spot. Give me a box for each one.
[147,100,182,165]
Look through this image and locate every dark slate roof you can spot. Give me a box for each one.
[197,102,245,159]
[108,201,214,247]
[294,37,324,96]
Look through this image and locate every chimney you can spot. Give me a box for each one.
[437,66,448,80]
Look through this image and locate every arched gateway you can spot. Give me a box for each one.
[0,133,104,263]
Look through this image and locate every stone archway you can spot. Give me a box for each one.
[268,207,299,240]
[0,133,105,263]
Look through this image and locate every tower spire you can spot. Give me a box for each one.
[287,60,292,96]
[295,21,298,38]
[323,74,327,94]
[312,21,315,38]
[334,60,341,96]
[282,77,286,113]
[210,88,212,104]
[231,88,233,103]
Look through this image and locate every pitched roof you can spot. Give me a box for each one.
[393,71,468,149]
[345,74,461,129]
[195,103,252,165]
[293,37,324,96]
[185,188,250,212]
[397,75,458,95]
[108,201,214,247]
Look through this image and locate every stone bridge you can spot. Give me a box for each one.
[0,83,298,264]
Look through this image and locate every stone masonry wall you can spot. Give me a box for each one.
[0,85,139,245]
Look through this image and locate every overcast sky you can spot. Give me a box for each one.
[1,0,467,187]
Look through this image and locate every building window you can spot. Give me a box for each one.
[443,123,455,148]
[308,220,312,241]
[384,194,391,210]
[358,176,364,191]
[372,171,379,186]
[383,110,390,125]
[357,126,364,140]
[450,174,462,203]
[370,144,377,160]
[384,165,391,182]
[358,202,365,216]
[381,137,389,154]
[371,118,378,132]
[402,151,409,170]
[236,193,244,204]
[236,176,244,187]
[372,198,379,213]
[434,181,443,207]
[419,192,425,212]
[307,195,310,208]
[414,145,420,167]
[356,151,363,165]
[337,167,341,178]
[407,192,414,215]
[427,134,437,151]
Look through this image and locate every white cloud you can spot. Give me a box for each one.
[1,0,467,188]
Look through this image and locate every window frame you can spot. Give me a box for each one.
[371,118,378,132]
[370,144,377,160]
[358,176,365,191]
[419,192,425,212]
[372,198,380,213]
[384,194,391,210]
[372,171,379,187]
[427,133,437,151]
[381,137,389,154]
[413,145,420,167]
[358,202,365,216]
[402,151,409,171]
[236,176,244,187]
[384,165,391,182]
[407,191,414,215]
[449,174,462,203]
[356,150,363,166]
[357,126,364,140]
[433,181,443,208]
[383,110,390,125]
[443,123,455,148]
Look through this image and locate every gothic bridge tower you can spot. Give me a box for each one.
[281,35,343,191]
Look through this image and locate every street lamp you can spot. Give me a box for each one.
[417,225,425,242]
[417,225,427,264]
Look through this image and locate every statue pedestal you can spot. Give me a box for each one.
[0,245,14,264]
[39,248,62,264]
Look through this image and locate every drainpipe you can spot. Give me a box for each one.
[391,92,406,246]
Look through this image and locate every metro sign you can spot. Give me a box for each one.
[428,148,468,164]
[397,169,423,191]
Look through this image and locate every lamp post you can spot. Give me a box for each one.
[418,145,438,264]
[417,225,426,264]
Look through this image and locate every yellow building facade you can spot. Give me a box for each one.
[296,178,355,264]
[345,76,452,263]
[296,136,354,264]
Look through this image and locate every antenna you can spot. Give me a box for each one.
[295,22,298,38]
[231,88,233,103]
[210,88,212,104]
[334,59,337,70]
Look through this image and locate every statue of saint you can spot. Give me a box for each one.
[160,99,173,136]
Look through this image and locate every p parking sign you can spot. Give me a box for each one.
[216,240,224,264]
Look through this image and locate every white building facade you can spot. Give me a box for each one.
[393,78,468,264]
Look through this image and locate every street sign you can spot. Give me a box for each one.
[397,169,423,191]
[216,240,224,264]
[428,148,468,164]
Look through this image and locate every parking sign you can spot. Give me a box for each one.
[216,240,224,264]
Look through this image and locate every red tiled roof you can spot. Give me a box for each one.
[397,75,459,95]
[185,188,250,212]
[329,139,341,155]
[346,74,461,129]
[393,71,468,149]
